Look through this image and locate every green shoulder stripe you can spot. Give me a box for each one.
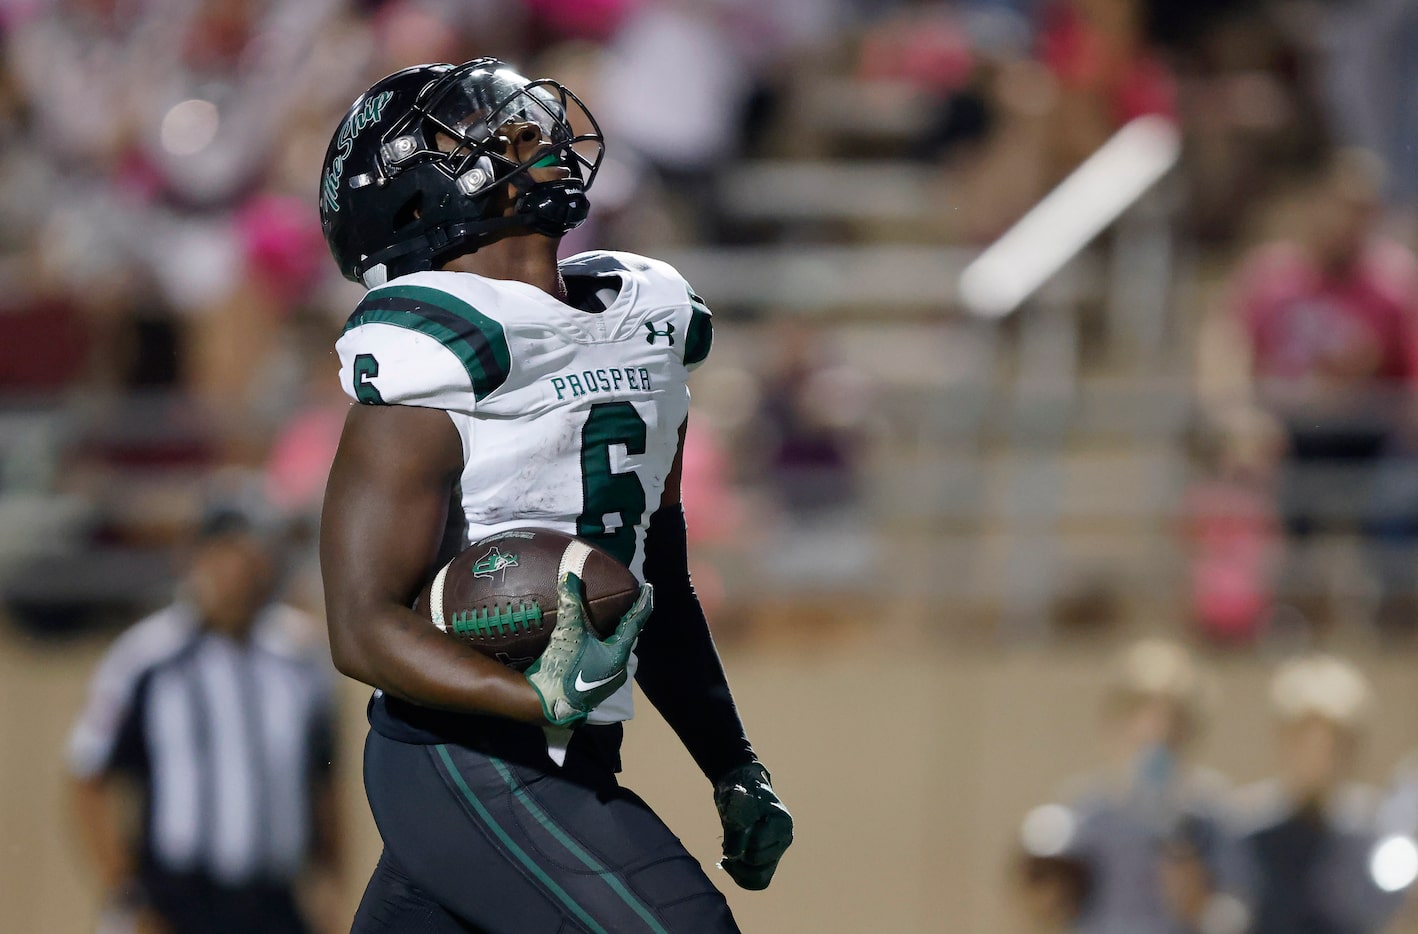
[344,285,511,400]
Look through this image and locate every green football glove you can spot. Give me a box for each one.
[525,572,652,727]
[714,761,794,890]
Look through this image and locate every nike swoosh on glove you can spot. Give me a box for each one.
[525,572,652,726]
[714,761,794,890]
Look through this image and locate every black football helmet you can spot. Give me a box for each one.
[318,59,605,286]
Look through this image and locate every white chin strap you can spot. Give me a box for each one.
[361,263,389,289]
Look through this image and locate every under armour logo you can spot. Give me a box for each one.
[645,322,675,346]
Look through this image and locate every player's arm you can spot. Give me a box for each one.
[635,422,755,779]
[634,419,794,889]
[320,403,544,721]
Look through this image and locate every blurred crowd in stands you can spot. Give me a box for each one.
[0,0,1417,651]
[0,0,881,635]
[1013,638,1418,934]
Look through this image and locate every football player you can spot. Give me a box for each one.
[317,59,792,932]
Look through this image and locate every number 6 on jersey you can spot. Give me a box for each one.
[577,401,648,568]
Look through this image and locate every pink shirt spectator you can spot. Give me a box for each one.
[1236,241,1418,404]
[524,0,638,41]
[1038,1,1177,126]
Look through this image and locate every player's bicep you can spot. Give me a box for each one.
[320,404,463,652]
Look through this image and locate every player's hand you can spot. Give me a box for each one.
[714,761,794,890]
[525,572,651,727]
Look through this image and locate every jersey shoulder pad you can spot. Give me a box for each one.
[564,251,713,370]
[336,271,512,408]
[679,277,713,372]
[562,250,692,303]
[643,255,714,372]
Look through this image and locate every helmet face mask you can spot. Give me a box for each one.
[319,59,605,286]
[383,67,602,195]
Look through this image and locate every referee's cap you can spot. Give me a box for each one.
[1105,638,1216,724]
[193,492,281,546]
[1269,653,1374,731]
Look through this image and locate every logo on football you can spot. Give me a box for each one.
[472,546,519,581]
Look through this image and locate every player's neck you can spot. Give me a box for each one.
[443,236,568,302]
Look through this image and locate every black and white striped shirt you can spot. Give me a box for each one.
[68,602,337,886]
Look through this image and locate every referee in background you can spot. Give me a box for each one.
[66,504,344,934]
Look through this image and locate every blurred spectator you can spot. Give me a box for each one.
[1162,1,1329,245]
[855,0,999,163]
[752,322,868,516]
[1036,0,1176,177]
[1225,148,1418,639]
[524,0,634,44]
[676,417,744,623]
[1182,408,1284,645]
[1316,0,1418,226]
[5,0,364,408]
[719,324,879,614]
[1013,639,1249,934]
[66,504,344,934]
[1232,653,1404,933]
[257,310,353,618]
[596,0,758,239]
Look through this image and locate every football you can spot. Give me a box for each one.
[414,528,640,671]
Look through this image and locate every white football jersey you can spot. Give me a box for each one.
[334,250,711,724]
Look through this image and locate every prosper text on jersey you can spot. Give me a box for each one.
[548,366,654,401]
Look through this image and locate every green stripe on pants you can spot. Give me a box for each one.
[432,744,608,934]
[488,757,670,934]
